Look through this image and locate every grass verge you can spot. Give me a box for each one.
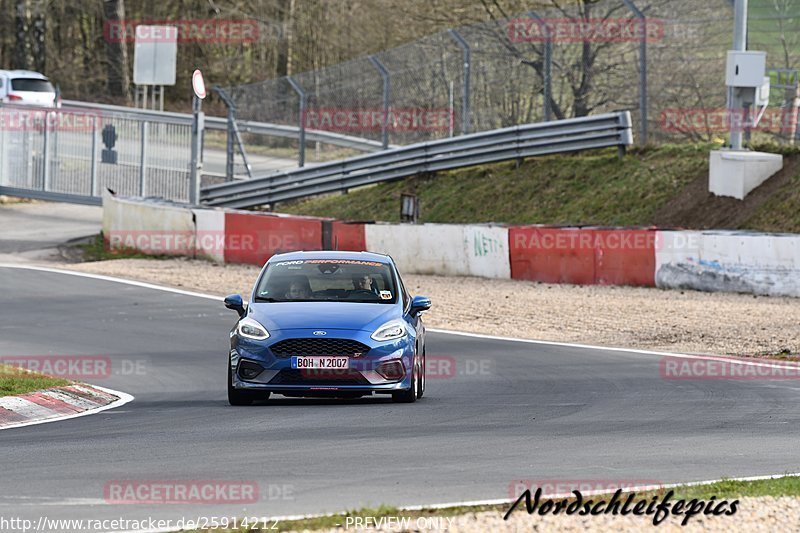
[0,364,70,397]
[185,475,800,531]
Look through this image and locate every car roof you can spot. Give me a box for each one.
[268,250,392,264]
[0,70,50,80]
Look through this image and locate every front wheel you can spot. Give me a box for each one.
[392,360,419,403]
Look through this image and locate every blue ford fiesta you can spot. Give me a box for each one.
[224,251,431,405]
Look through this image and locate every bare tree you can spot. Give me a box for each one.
[102,0,130,102]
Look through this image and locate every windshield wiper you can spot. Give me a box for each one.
[254,296,279,302]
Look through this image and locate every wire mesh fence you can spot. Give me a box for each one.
[226,0,800,152]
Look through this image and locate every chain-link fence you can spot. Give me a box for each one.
[226,0,800,155]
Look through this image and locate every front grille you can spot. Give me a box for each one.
[269,369,370,386]
[269,338,371,358]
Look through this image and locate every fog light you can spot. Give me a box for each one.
[238,360,264,380]
[376,360,405,380]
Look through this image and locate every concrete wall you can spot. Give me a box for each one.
[102,195,800,298]
[655,230,800,297]
[365,223,510,278]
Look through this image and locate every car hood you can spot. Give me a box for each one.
[248,301,399,332]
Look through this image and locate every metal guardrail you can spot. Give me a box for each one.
[62,100,387,152]
[201,112,634,209]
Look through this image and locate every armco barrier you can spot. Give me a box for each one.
[509,226,657,286]
[364,223,510,278]
[223,211,324,266]
[655,230,800,297]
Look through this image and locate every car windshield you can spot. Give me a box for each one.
[255,258,397,303]
[11,78,54,92]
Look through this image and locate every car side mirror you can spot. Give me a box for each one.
[224,294,246,318]
[409,295,431,316]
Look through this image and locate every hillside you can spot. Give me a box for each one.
[280,143,800,233]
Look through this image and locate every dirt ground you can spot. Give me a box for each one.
[62,257,800,357]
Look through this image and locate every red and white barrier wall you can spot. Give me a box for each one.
[103,195,800,297]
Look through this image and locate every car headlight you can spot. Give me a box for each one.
[237,317,270,340]
[371,319,407,341]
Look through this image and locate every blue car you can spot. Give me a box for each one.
[224,251,431,405]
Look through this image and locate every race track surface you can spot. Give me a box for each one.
[1,266,799,529]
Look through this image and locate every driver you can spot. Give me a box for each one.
[352,274,376,293]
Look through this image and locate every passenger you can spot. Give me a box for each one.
[285,276,312,300]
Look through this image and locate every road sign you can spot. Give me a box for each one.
[192,70,206,100]
[133,25,177,86]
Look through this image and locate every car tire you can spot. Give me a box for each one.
[392,360,418,403]
[417,352,425,399]
[228,361,255,406]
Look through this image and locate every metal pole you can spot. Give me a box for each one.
[448,29,471,134]
[622,0,647,143]
[528,11,553,122]
[139,121,148,196]
[731,0,748,150]
[287,76,306,167]
[42,112,50,191]
[189,95,204,204]
[90,115,98,196]
[368,55,390,149]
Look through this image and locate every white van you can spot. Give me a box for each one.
[0,70,58,107]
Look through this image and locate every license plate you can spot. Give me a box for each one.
[291,356,349,370]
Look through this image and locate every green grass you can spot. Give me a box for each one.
[0,364,70,397]
[75,233,171,262]
[184,475,800,532]
[280,143,715,225]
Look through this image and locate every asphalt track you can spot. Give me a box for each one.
[1,266,800,531]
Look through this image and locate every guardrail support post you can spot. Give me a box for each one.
[287,77,307,167]
[213,86,253,180]
[448,29,471,135]
[369,55,391,149]
[190,95,205,204]
[42,112,51,191]
[90,115,98,196]
[622,0,648,144]
[139,121,148,196]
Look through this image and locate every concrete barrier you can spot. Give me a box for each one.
[510,226,657,287]
[364,223,510,278]
[102,194,195,255]
[101,195,800,298]
[192,207,226,263]
[655,230,800,297]
[224,211,324,266]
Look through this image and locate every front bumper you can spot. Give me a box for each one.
[230,328,415,395]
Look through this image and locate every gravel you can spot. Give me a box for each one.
[62,257,800,357]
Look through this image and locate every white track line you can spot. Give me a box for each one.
[2,264,798,532]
